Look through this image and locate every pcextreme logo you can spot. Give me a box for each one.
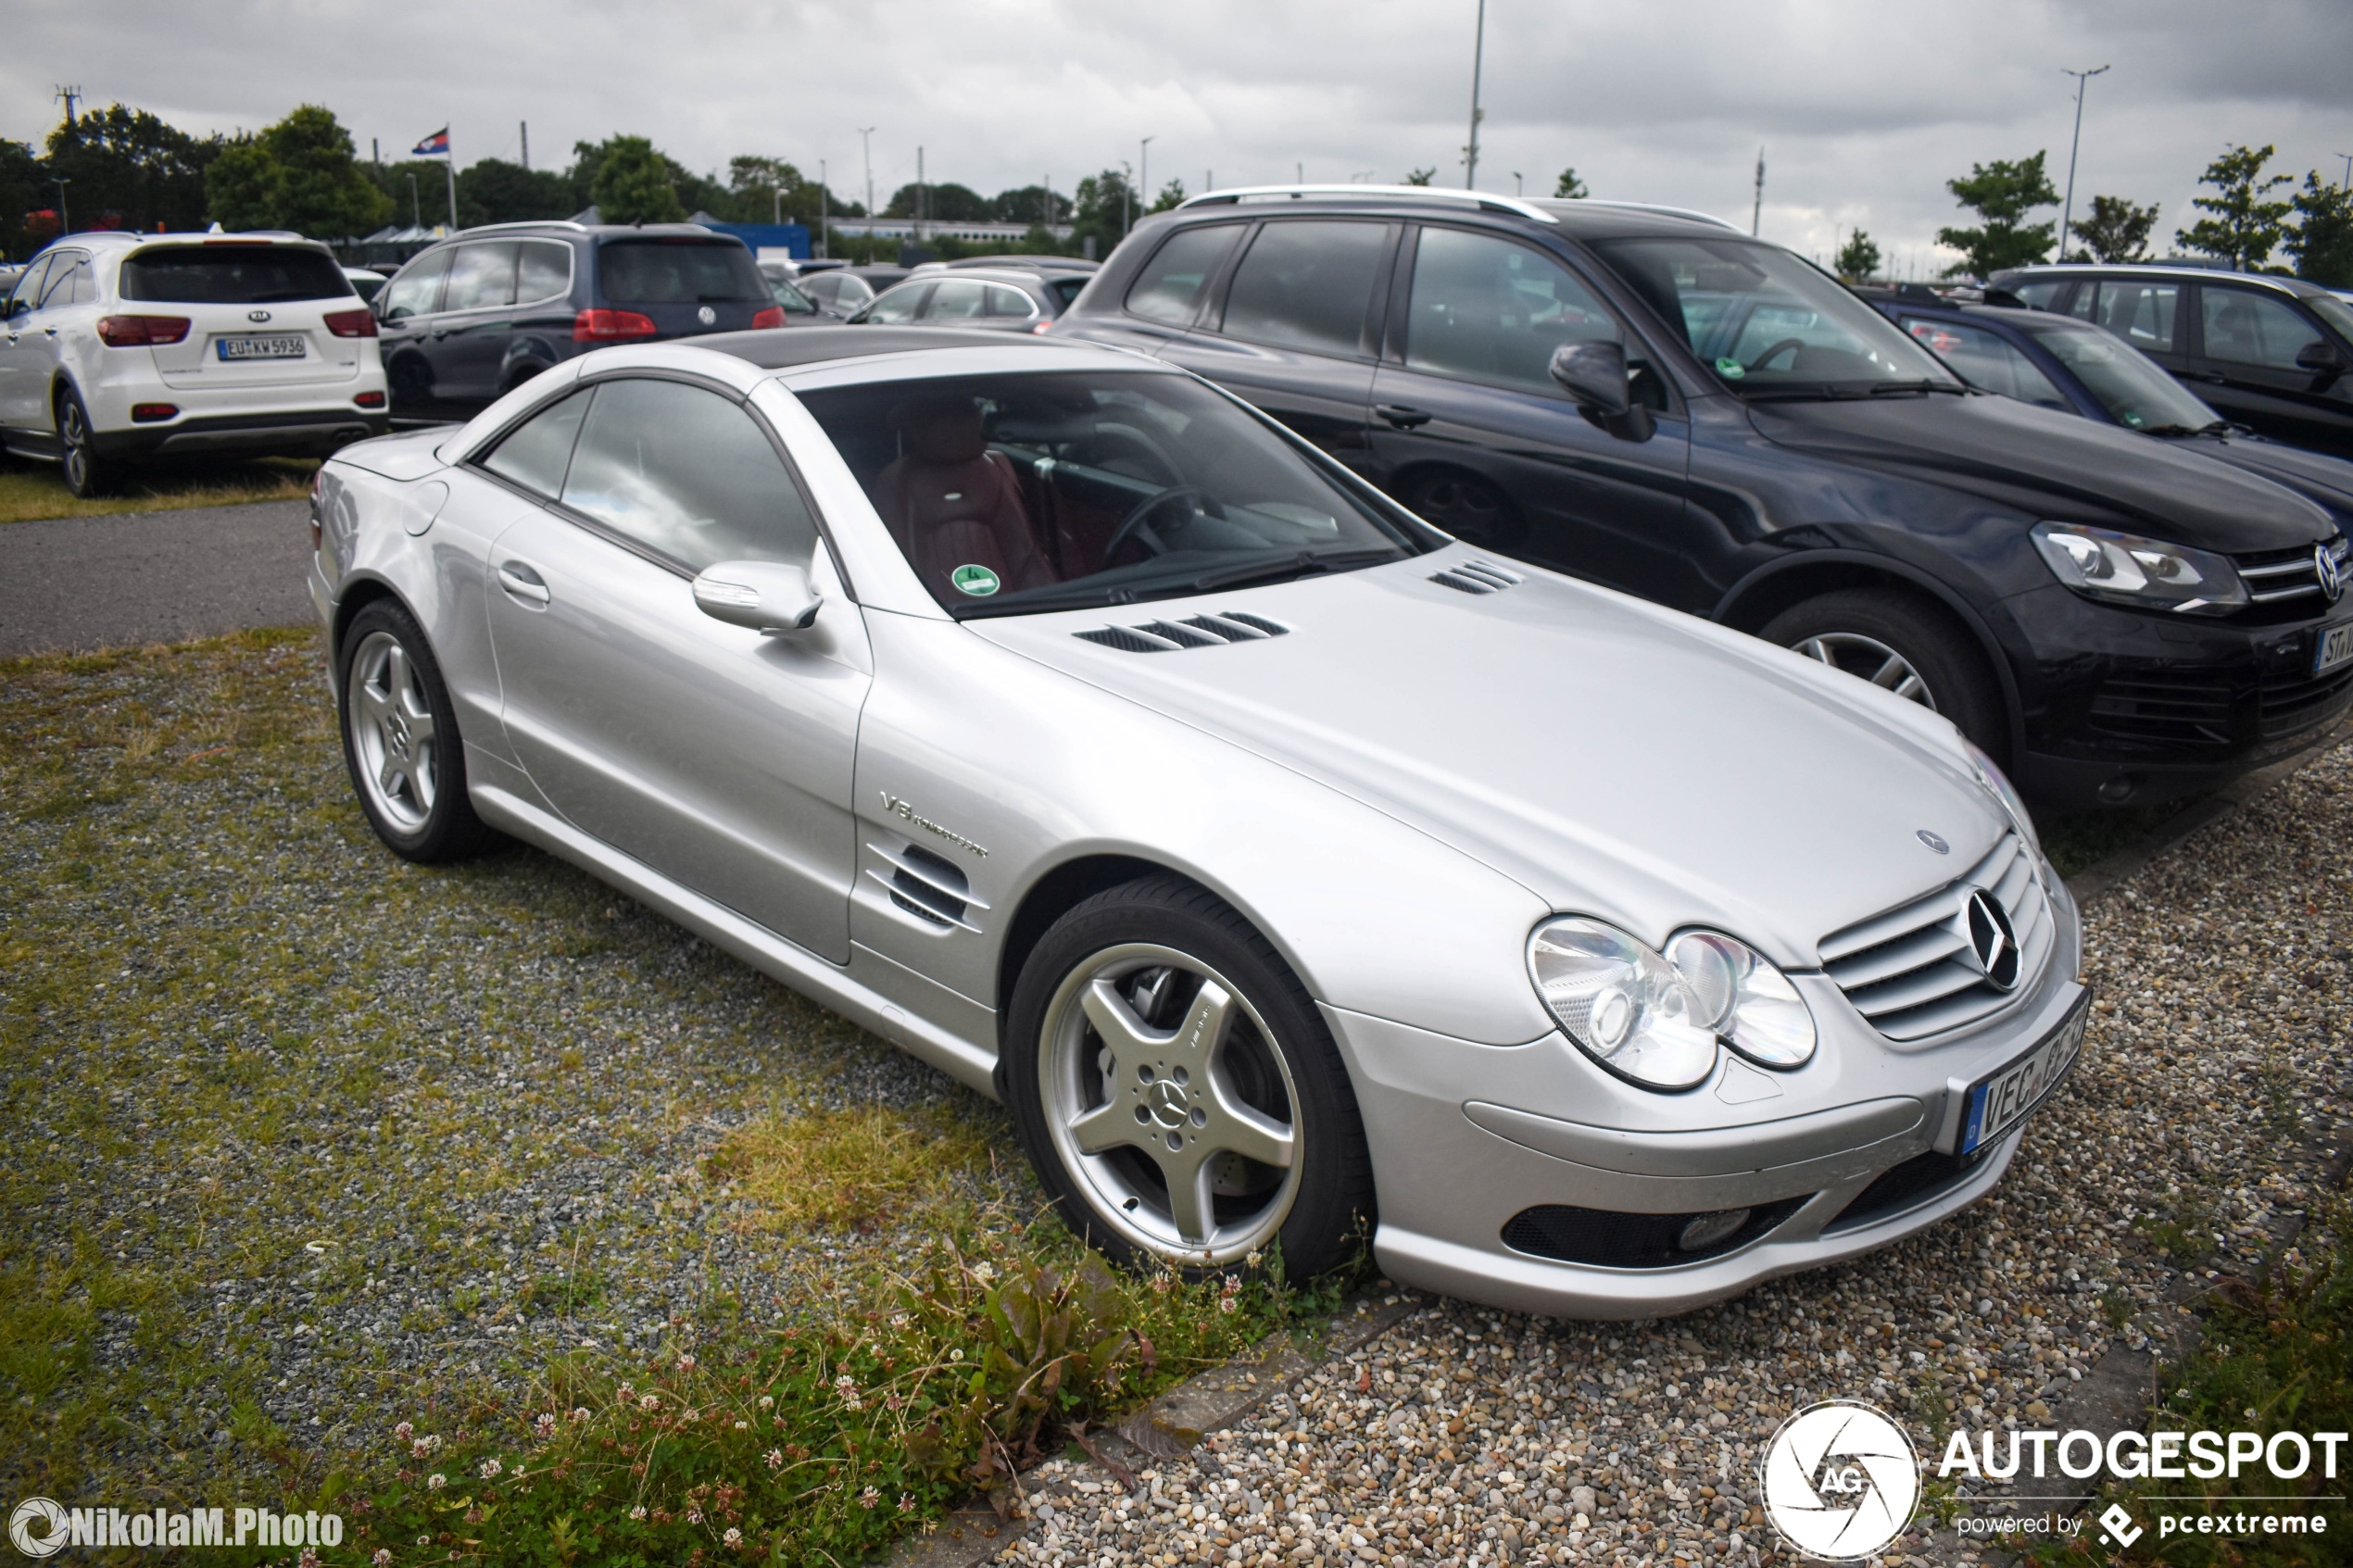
[1761,1399,1922,1561]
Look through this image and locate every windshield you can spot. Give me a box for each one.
[2016,319,2217,433]
[796,370,1430,617]
[1590,237,1961,395]
[2311,293,2353,345]
[597,240,767,304]
[768,275,819,314]
[120,245,352,304]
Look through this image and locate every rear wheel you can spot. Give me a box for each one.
[337,600,498,862]
[57,388,113,498]
[1399,469,1525,551]
[1004,877,1374,1277]
[1761,587,2007,760]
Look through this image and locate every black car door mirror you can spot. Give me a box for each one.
[2295,339,2344,374]
[1549,339,1655,442]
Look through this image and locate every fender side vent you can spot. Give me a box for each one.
[865,843,986,933]
[1075,611,1291,652]
[1430,559,1525,595]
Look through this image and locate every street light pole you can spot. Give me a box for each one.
[858,127,875,250]
[819,158,828,258]
[2057,64,2110,263]
[1463,0,1487,189]
[1140,135,1155,211]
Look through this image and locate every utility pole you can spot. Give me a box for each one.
[1141,134,1155,211]
[1121,162,1132,238]
[445,132,459,232]
[53,178,69,237]
[916,144,925,241]
[1513,171,1522,195]
[819,158,828,257]
[371,138,380,169]
[1751,146,1765,236]
[2337,153,2352,190]
[55,84,82,128]
[1463,0,1486,189]
[520,121,530,171]
[857,128,875,233]
[408,174,421,229]
[2057,64,2110,263]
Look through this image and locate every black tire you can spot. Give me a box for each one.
[57,386,113,498]
[336,599,499,862]
[1003,876,1375,1280]
[1760,587,2008,761]
[1398,468,1526,551]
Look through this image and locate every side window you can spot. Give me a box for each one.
[837,276,875,307]
[516,241,572,305]
[2093,282,2179,353]
[1219,220,1389,357]
[480,388,589,497]
[2201,288,2323,370]
[1403,227,1622,395]
[985,283,1037,319]
[39,254,92,308]
[559,379,819,571]
[379,250,451,322]
[7,257,56,316]
[442,242,518,313]
[2006,278,2066,310]
[1901,318,2069,408]
[925,278,988,320]
[1124,225,1241,326]
[864,282,929,323]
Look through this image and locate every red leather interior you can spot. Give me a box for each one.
[873,398,1057,599]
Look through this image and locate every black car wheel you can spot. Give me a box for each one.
[1003,876,1374,1278]
[58,388,113,498]
[1761,587,2007,760]
[1399,469,1526,550]
[337,600,499,863]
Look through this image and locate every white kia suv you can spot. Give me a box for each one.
[0,231,389,496]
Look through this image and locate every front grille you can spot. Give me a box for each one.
[1074,610,1290,652]
[1818,831,2054,1042]
[2235,535,2348,607]
[1822,1148,1992,1235]
[1500,1198,1809,1270]
[2260,656,2353,742]
[2087,672,2236,749]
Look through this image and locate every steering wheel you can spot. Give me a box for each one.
[1746,337,1808,373]
[1101,485,1207,569]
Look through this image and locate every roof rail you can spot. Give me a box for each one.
[1565,198,1742,232]
[1177,183,1561,225]
[454,220,592,236]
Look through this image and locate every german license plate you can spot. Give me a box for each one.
[2315,623,2353,677]
[1959,994,2089,1156]
[216,335,307,361]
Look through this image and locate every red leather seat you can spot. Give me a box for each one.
[872,398,1056,600]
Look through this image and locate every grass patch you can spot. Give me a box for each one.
[0,457,315,524]
[711,1105,997,1232]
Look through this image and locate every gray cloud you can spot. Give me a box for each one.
[6,0,2348,267]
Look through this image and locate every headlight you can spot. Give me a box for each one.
[2031,521,2246,615]
[1962,739,2041,857]
[1528,918,1817,1090]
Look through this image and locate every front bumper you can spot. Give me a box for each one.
[1327,897,2087,1320]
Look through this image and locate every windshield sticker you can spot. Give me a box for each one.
[1716,357,1746,379]
[950,564,1000,596]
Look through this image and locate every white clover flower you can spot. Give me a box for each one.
[972,1262,995,1282]
[724,1527,742,1546]
[1244,1249,1263,1269]
[678,1354,697,1373]
[479,1458,502,1479]
[734,1419,749,1431]
[639,1394,660,1411]
[394,1421,414,1441]
[629,1505,647,1522]
[373,1550,393,1566]
[758,1394,774,1409]
[949,1348,964,1362]
[427,1474,446,1491]
[765,1448,785,1473]
[571,1406,590,1423]
[858,1486,881,1509]
[1219,1296,1238,1314]
[684,1408,700,1423]
[1222,1274,1240,1296]
[898,1492,914,1513]
[890,1313,909,1329]
[686,1507,703,1525]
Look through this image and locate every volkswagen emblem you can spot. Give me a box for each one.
[247,308,272,323]
[1961,887,2021,990]
[697,305,718,327]
[1916,829,1949,855]
[2318,543,2345,605]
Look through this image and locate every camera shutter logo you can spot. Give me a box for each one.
[1760,1400,1920,1561]
[9,1497,69,1559]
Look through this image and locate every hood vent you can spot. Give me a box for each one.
[1430,560,1525,595]
[1075,611,1290,653]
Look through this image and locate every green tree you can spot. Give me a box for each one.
[44,104,218,233]
[2286,171,2353,288]
[1068,167,1137,249]
[590,135,686,224]
[725,156,855,224]
[1936,151,2057,278]
[1833,228,1881,281]
[455,158,576,227]
[2069,194,2157,262]
[1402,167,1435,186]
[988,184,1063,225]
[0,137,49,258]
[203,105,388,237]
[884,181,989,221]
[1149,178,1186,214]
[368,158,451,228]
[1554,167,1589,199]
[2175,143,2294,270]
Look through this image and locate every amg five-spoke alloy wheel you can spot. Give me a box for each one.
[1006,878,1373,1275]
[336,600,497,862]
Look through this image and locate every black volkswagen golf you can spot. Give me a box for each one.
[1055,188,2352,808]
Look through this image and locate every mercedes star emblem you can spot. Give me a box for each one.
[2318,543,2345,605]
[1962,887,2021,990]
[1917,829,1950,855]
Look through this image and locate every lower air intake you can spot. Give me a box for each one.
[1499,1198,1807,1269]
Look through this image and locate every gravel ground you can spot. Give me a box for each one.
[0,631,1027,1503]
[986,741,2353,1568]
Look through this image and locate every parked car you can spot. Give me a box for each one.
[1054,186,2353,809]
[343,266,389,304]
[1989,264,2353,459]
[312,325,2085,1317]
[755,263,826,325]
[372,220,790,417]
[1867,291,2353,534]
[848,265,1082,332]
[0,231,387,495]
[798,264,910,317]
[915,254,1100,276]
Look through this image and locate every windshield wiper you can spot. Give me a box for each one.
[2143,420,2236,438]
[1186,547,1402,593]
[1869,379,1963,395]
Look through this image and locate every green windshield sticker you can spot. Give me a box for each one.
[1716,357,1746,379]
[950,564,1000,596]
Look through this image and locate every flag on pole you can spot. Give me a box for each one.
[412,128,450,157]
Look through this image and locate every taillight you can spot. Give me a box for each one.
[750,306,786,330]
[96,315,192,347]
[130,403,179,422]
[324,308,377,338]
[354,390,386,408]
[573,308,659,343]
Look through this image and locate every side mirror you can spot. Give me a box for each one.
[2296,339,2345,373]
[1549,339,1655,441]
[693,559,823,635]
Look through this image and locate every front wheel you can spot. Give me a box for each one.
[337,600,498,862]
[1760,586,2007,761]
[1003,877,1374,1276]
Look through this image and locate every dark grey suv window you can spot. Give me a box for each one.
[1219,221,1388,357]
[517,241,573,305]
[1125,225,1241,326]
[443,242,518,313]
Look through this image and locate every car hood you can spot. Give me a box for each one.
[972,550,2007,970]
[2182,433,2353,527]
[332,425,458,482]
[1746,391,2335,551]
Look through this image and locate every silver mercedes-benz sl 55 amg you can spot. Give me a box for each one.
[309,325,2087,1319]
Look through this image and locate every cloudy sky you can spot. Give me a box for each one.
[7,0,2349,268]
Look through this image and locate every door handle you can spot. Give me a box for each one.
[1377,404,1433,429]
[497,560,550,605]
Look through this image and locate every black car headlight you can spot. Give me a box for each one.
[1528,918,1818,1091]
[2031,521,2246,615]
